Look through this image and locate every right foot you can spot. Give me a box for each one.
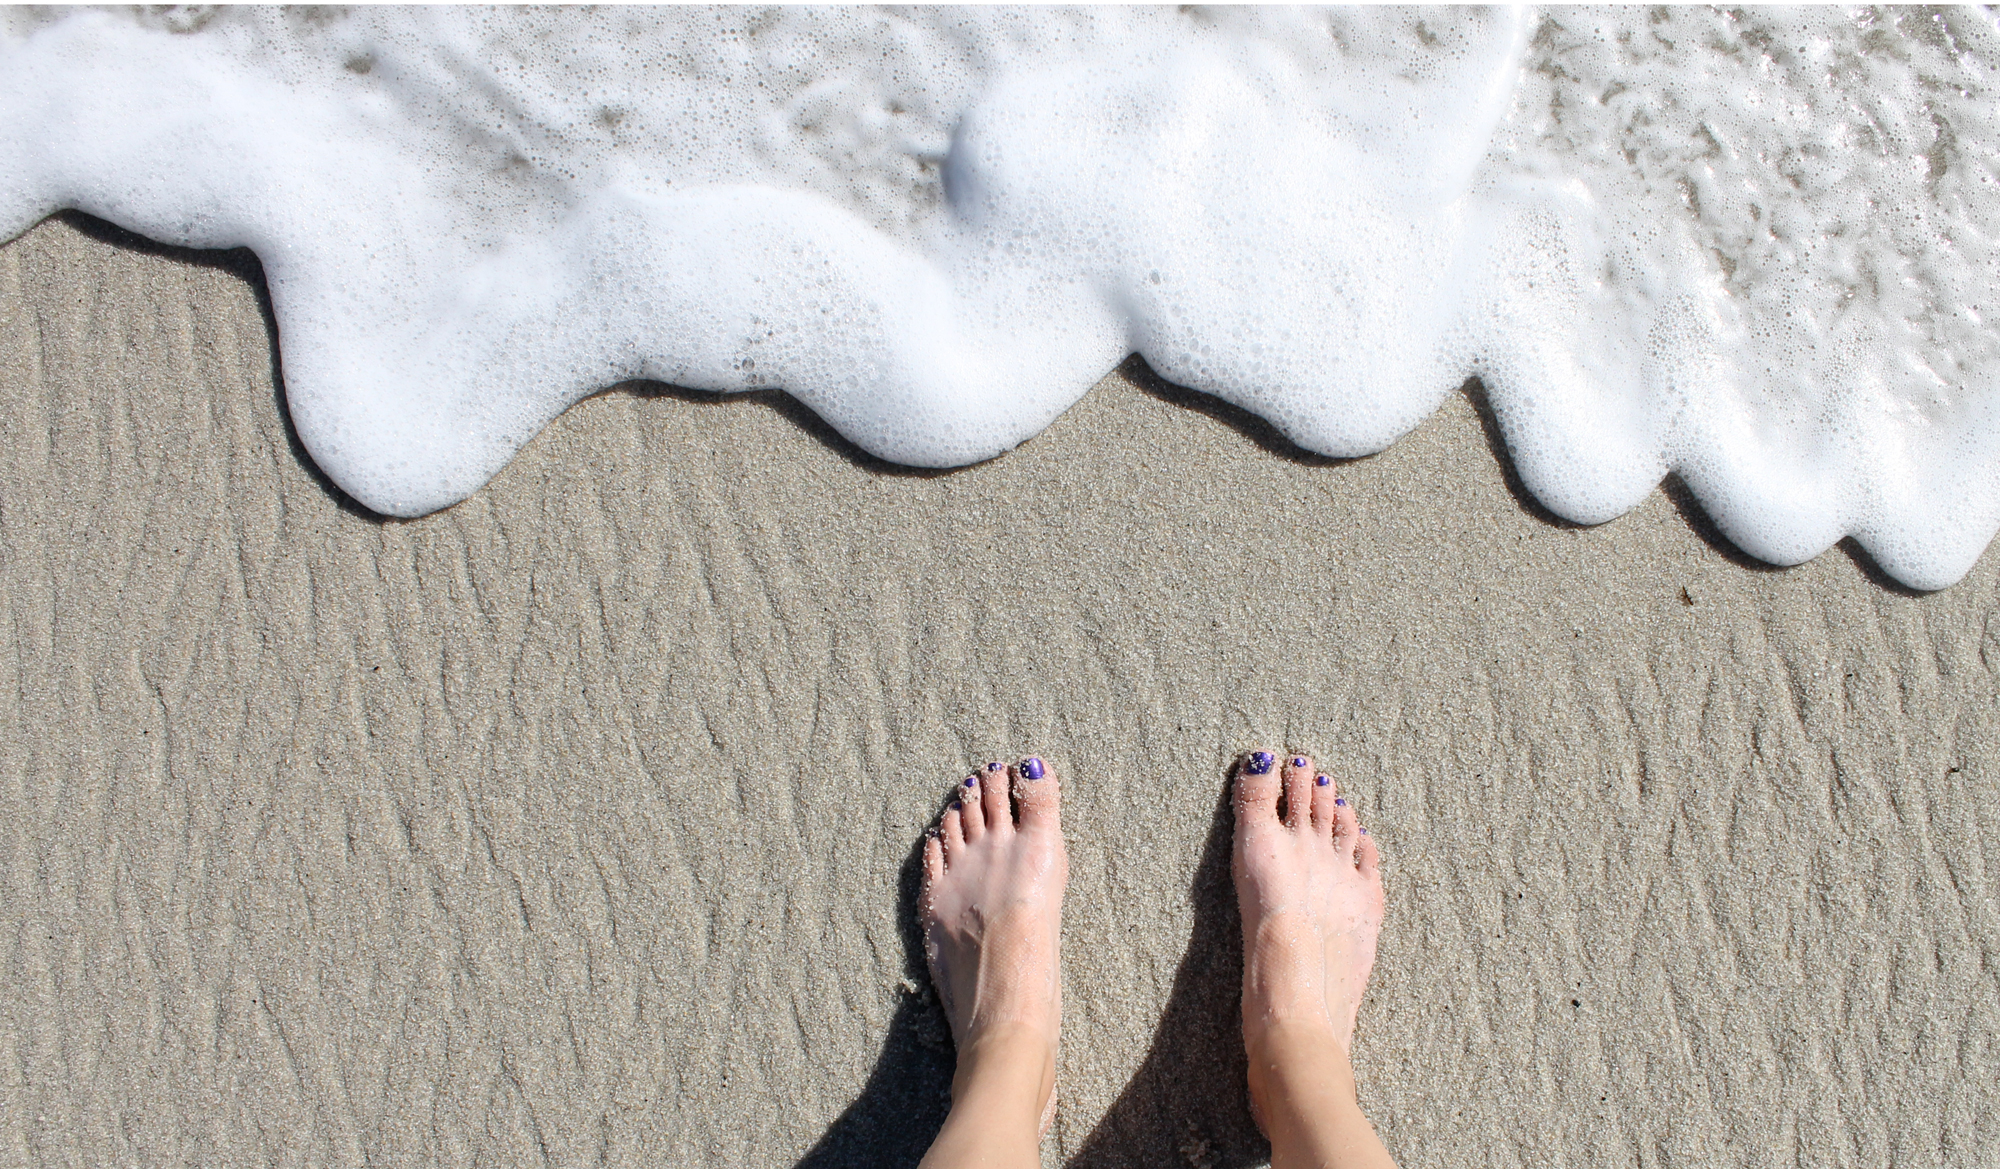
[1232,751,1384,1056]
[920,757,1068,1126]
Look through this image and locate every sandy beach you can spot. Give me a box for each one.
[3,212,1997,1166]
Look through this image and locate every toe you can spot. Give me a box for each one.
[1310,768,1340,834]
[981,759,1013,833]
[942,804,968,855]
[1012,756,1059,835]
[1233,750,1281,826]
[1332,795,1359,855]
[956,780,985,842]
[1355,826,1381,880]
[923,831,945,889]
[1282,754,1315,830]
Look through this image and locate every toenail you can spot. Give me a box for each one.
[986,761,1003,771]
[1019,757,1046,781]
[1291,756,1307,769]
[1335,797,1347,807]
[964,775,977,787]
[1360,826,1369,834]
[1246,751,1274,775]
[1316,775,1330,786]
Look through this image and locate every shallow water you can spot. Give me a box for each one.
[3,6,1996,588]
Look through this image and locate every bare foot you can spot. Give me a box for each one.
[1223,751,1397,1169]
[1233,751,1384,1057]
[920,757,1067,1132]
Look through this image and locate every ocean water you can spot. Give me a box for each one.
[3,6,1997,589]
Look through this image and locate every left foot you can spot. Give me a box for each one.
[920,757,1067,1127]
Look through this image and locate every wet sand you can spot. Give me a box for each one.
[3,212,1997,1167]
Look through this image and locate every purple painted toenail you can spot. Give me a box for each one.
[1246,752,1274,775]
[1335,797,1347,807]
[1316,775,1330,787]
[1360,826,1369,834]
[1291,756,1307,769]
[964,776,977,787]
[1020,757,1046,781]
[987,761,1003,771]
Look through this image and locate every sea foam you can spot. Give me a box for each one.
[3,6,1997,588]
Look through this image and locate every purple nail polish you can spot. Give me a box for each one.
[1360,826,1369,835]
[952,800,963,811]
[986,761,1003,772]
[1020,757,1046,781]
[1315,775,1330,787]
[1335,797,1347,807]
[964,776,977,787]
[1246,752,1274,775]
[1291,756,1308,769]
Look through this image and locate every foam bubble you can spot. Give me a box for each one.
[3,6,1996,588]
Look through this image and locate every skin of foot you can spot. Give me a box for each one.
[917,757,1067,1169]
[1233,751,1398,1169]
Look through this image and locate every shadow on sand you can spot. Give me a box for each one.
[1063,780,1266,1169]
[795,776,1267,1169]
[37,219,1932,594]
[792,831,957,1169]
[57,211,380,521]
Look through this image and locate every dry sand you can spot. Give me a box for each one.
[2,212,1997,1167]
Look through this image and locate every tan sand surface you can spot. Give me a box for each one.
[2,213,1998,1167]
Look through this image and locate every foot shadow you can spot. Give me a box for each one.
[792,832,957,1169]
[1065,779,1267,1169]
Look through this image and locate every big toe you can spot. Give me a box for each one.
[1012,756,1060,834]
[1234,750,1281,826]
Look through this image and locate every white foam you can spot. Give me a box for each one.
[3,6,1997,588]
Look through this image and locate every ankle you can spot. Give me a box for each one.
[952,1022,1055,1116]
[1244,1014,1349,1065]
[1244,1020,1358,1122]
[921,1024,1054,1169]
